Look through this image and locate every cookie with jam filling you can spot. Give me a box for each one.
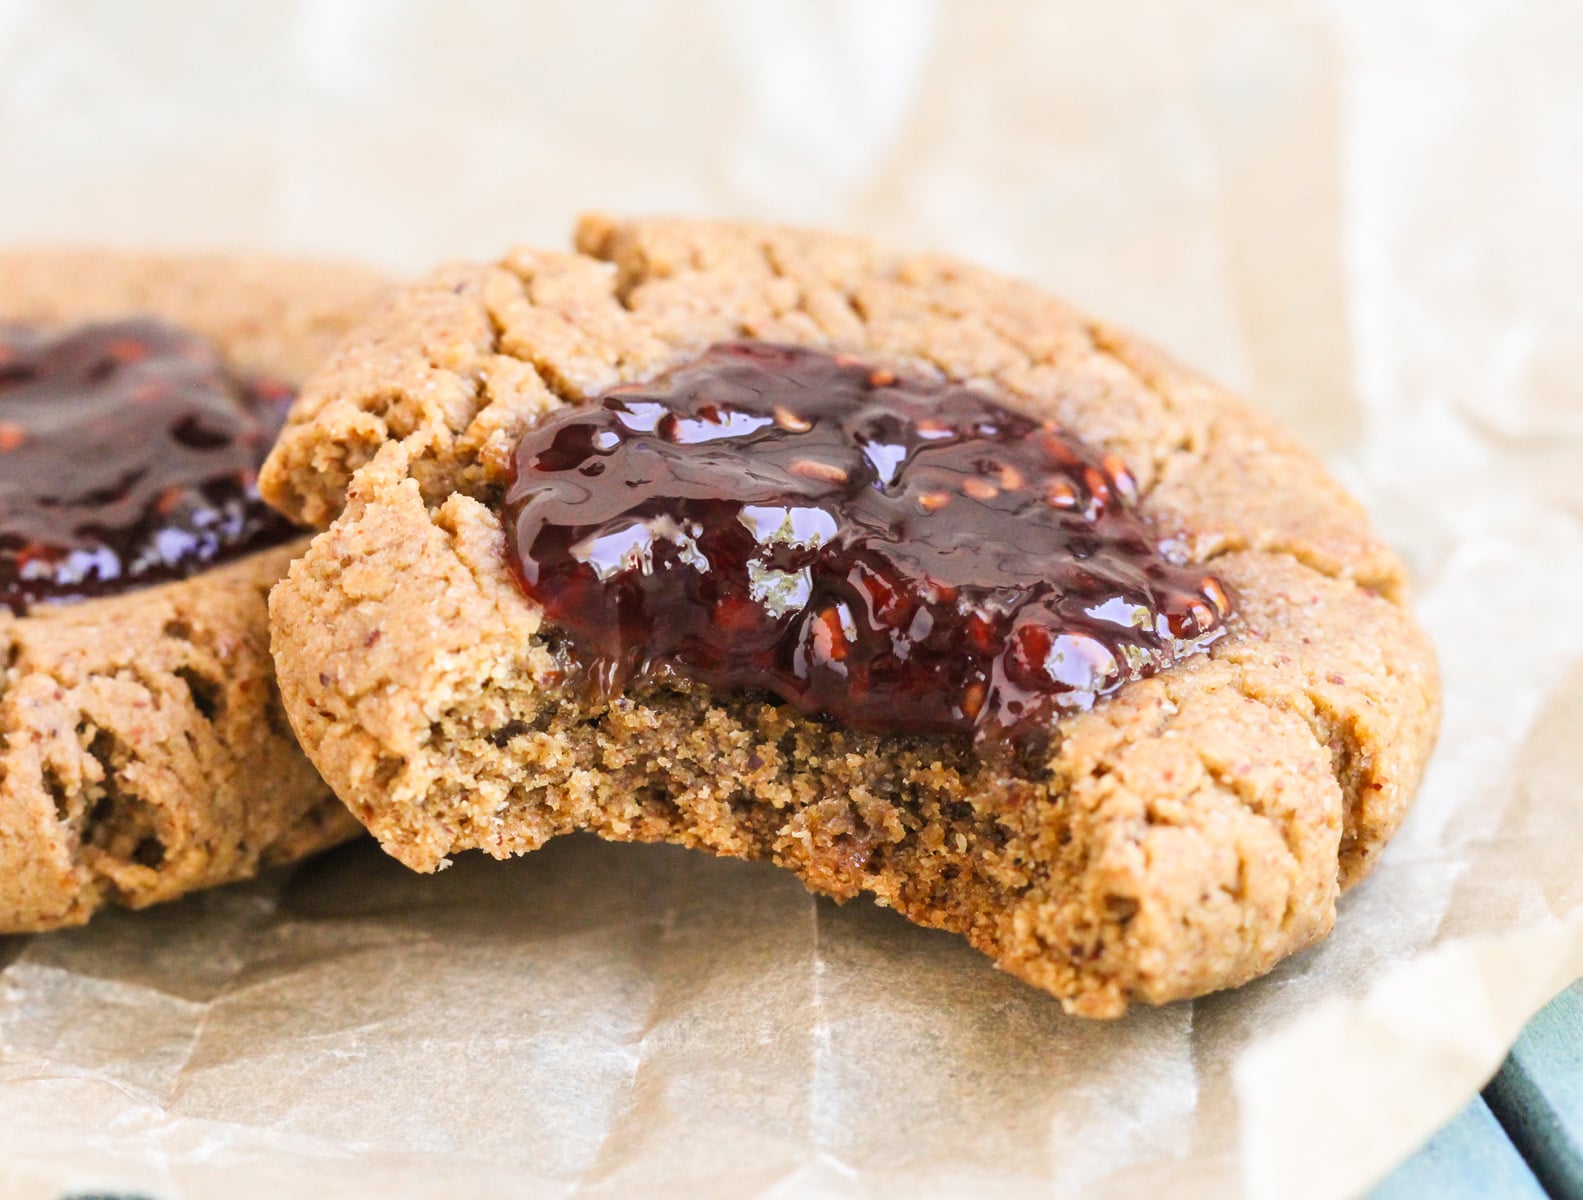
[261,217,1439,1016]
[0,251,385,931]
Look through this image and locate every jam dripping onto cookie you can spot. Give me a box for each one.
[0,318,300,614]
[503,341,1231,747]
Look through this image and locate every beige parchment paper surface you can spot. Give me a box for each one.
[0,2,1579,1197]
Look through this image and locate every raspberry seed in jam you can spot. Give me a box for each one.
[0,318,300,614]
[503,341,1231,747]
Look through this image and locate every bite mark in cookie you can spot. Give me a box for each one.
[263,217,1440,1015]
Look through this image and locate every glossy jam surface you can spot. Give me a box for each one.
[0,318,299,614]
[504,341,1231,746]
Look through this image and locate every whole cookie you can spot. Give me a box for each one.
[262,217,1439,1016]
[0,250,386,932]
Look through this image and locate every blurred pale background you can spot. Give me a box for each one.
[11,0,1577,465]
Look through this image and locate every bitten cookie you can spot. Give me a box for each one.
[0,250,387,932]
[262,217,1439,1016]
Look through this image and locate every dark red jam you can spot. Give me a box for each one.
[0,318,300,614]
[504,341,1231,747]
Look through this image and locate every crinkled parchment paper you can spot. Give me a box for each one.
[0,2,1579,1197]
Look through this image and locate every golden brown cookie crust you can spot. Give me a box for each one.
[0,249,387,932]
[263,217,1439,1015]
